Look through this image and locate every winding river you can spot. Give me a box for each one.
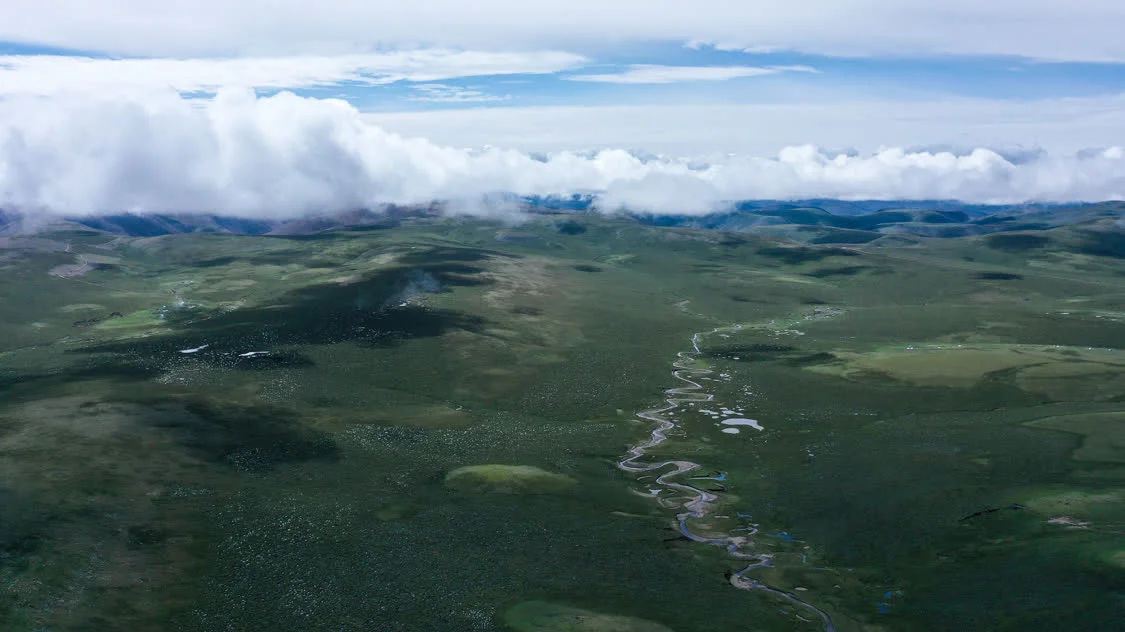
[618,327,837,631]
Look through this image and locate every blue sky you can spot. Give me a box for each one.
[0,1,1123,213]
[4,32,1122,157]
[5,37,1125,111]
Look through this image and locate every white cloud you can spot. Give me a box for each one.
[686,41,781,54]
[0,50,586,96]
[408,84,509,103]
[366,97,1125,157]
[565,65,817,84]
[0,90,1122,220]
[2,1,1125,62]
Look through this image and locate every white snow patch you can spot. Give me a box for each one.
[722,418,763,431]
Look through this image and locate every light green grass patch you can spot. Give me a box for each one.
[1101,550,1125,569]
[504,601,675,632]
[1025,412,1125,463]
[598,254,635,265]
[387,405,475,429]
[444,465,577,495]
[1017,364,1125,401]
[60,303,106,313]
[92,309,169,335]
[1021,488,1124,517]
[806,344,1125,389]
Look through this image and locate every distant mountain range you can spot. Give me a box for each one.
[631,201,1125,244]
[1,199,1121,240]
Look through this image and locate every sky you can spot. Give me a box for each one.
[1,1,1124,217]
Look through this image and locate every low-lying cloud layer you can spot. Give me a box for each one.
[1,90,1122,219]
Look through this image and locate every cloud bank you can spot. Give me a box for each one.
[368,97,1125,158]
[1,90,1122,219]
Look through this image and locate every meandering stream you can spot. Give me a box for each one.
[618,327,837,631]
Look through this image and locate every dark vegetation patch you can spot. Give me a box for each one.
[0,362,164,402]
[341,221,400,233]
[974,272,1024,281]
[270,218,401,240]
[710,343,798,354]
[844,211,914,229]
[1073,230,1125,258]
[495,233,541,243]
[115,396,338,473]
[804,265,871,278]
[705,343,797,362]
[232,350,316,370]
[999,223,1050,232]
[75,215,189,237]
[75,251,490,356]
[271,230,352,241]
[401,262,484,279]
[958,504,1026,523]
[61,362,165,383]
[930,226,975,238]
[716,233,751,247]
[73,311,123,328]
[973,215,1015,226]
[398,246,520,264]
[573,264,602,273]
[241,252,342,267]
[732,207,971,231]
[126,525,168,548]
[762,207,835,225]
[211,217,275,235]
[193,256,242,268]
[0,373,24,396]
[704,343,837,366]
[556,220,587,235]
[852,210,969,229]
[784,352,837,366]
[986,233,1049,252]
[758,245,860,265]
[918,210,971,224]
[0,489,47,562]
[807,229,881,245]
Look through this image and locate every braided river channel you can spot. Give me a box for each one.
[619,326,837,631]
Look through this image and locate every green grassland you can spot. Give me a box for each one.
[1,212,1123,631]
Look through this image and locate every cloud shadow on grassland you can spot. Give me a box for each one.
[72,249,495,356]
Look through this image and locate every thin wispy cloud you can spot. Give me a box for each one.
[566,64,819,84]
[408,84,509,103]
[685,41,781,54]
[0,50,586,96]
